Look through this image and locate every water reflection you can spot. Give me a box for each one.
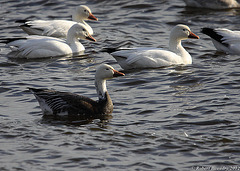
[40,114,113,127]
[1,0,240,170]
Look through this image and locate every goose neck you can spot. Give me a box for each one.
[66,27,80,46]
[169,37,190,57]
[95,79,107,100]
[169,36,192,64]
[169,37,182,53]
[66,31,84,53]
[67,32,77,44]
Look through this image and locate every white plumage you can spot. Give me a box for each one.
[201,27,240,54]
[6,23,96,58]
[182,0,240,9]
[111,24,199,70]
[29,64,125,118]
[20,5,98,38]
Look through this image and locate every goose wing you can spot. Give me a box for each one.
[111,47,182,69]
[6,36,70,58]
[22,20,77,38]
[29,88,99,116]
[202,27,240,54]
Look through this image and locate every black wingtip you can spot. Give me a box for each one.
[15,19,32,28]
[28,87,43,93]
[0,39,10,44]
[15,19,28,23]
[19,23,30,28]
[28,87,36,92]
[0,37,27,44]
[201,27,222,41]
[101,47,120,53]
[201,28,215,36]
[201,27,228,47]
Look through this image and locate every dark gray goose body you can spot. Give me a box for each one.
[29,64,124,119]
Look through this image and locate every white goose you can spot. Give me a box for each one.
[110,24,199,70]
[201,27,240,54]
[29,64,125,119]
[6,23,96,58]
[19,5,98,38]
[182,0,240,9]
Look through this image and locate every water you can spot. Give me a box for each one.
[0,0,240,170]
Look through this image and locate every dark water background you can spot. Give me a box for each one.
[0,0,240,170]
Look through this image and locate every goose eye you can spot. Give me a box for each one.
[82,29,86,31]
[84,10,87,12]
[183,29,186,31]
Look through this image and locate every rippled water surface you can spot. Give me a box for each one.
[1,0,240,170]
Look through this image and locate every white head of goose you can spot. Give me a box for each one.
[72,5,98,22]
[29,64,125,120]
[111,24,199,70]
[19,5,98,38]
[6,23,96,59]
[71,5,98,36]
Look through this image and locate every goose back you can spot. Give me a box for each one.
[30,88,113,119]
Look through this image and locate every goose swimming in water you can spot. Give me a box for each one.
[182,0,240,9]
[201,27,240,54]
[19,5,98,38]
[110,24,199,70]
[5,23,96,58]
[29,64,125,119]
